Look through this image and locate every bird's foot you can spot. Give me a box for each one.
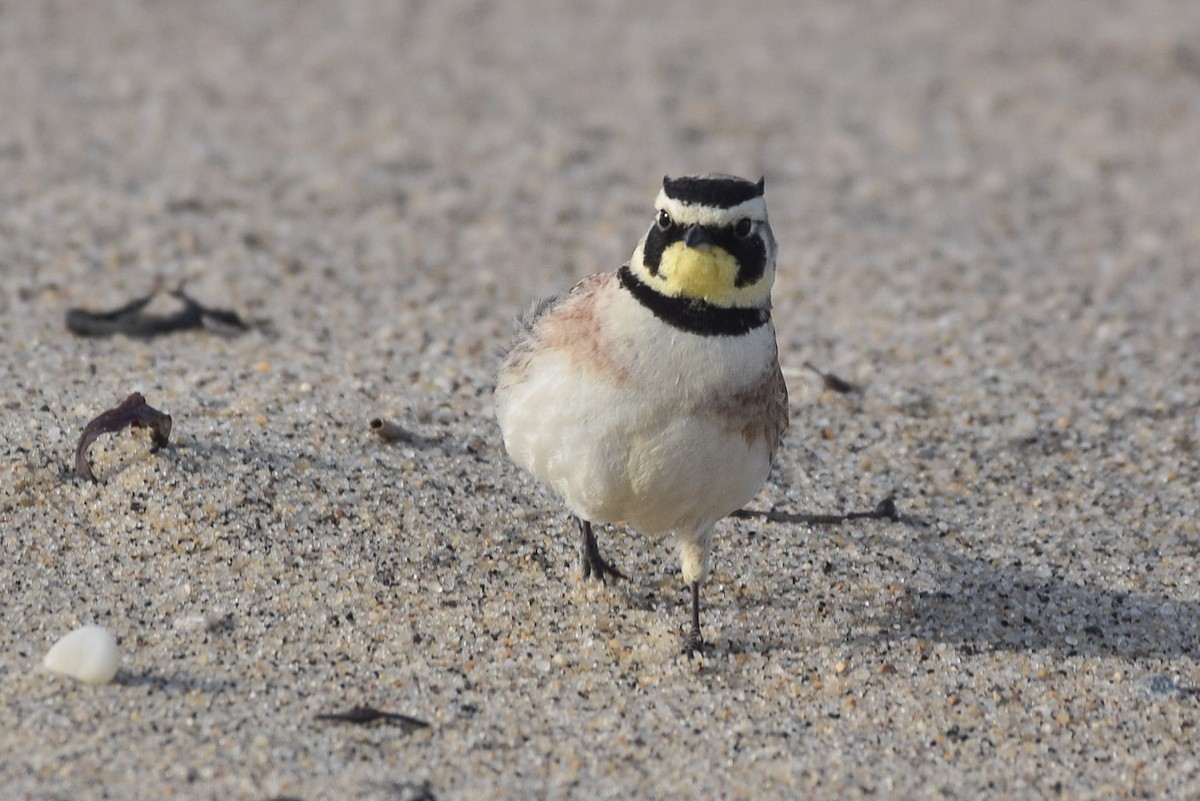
[579,518,625,583]
[683,627,708,658]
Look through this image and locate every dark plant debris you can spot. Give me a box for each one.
[803,361,859,394]
[315,706,430,731]
[66,286,248,338]
[75,393,173,483]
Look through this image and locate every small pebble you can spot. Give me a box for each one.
[1136,674,1181,699]
[173,614,216,631]
[43,625,121,685]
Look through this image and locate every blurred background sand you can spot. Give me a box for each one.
[2,2,1199,798]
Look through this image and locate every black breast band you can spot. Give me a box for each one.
[618,266,769,337]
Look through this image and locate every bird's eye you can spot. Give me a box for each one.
[656,209,672,230]
[734,218,754,238]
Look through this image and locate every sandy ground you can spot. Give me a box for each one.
[3,1,1200,799]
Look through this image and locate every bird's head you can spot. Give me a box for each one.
[629,174,776,310]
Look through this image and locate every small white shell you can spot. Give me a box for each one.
[43,625,121,685]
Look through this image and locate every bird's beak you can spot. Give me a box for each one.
[683,223,711,249]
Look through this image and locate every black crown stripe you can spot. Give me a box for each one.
[662,175,765,209]
[618,266,769,337]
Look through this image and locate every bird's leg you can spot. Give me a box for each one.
[577,517,625,582]
[683,580,706,656]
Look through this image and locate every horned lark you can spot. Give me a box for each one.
[495,174,788,653]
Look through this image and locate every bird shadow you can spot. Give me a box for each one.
[732,500,1200,662]
[871,540,1200,661]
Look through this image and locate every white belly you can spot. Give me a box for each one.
[497,349,772,535]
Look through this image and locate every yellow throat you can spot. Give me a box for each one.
[658,242,741,303]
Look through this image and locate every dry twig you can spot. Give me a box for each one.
[370,417,416,443]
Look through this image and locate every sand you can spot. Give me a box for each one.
[3,1,1200,798]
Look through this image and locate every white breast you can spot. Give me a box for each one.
[496,277,778,535]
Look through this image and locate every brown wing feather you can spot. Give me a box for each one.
[497,271,618,388]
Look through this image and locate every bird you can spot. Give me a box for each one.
[495,173,788,653]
